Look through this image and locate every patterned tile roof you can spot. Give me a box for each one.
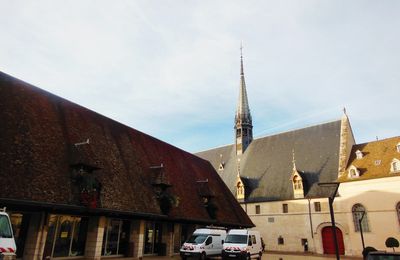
[0,71,253,227]
[339,136,400,182]
[197,120,342,202]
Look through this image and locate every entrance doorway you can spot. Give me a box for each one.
[144,222,163,255]
[322,226,345,255]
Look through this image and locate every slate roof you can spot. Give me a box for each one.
[339,136,400,182]
[196,120,342,202]
[0,71,253,227]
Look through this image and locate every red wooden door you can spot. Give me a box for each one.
[322,226,345,255]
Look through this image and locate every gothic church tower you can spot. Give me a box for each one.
[235,47,253,155]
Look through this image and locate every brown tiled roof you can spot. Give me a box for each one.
[0,71,253,227]
[339,136,400,182]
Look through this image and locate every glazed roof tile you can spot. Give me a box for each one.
[339,136,400,182]
[197,121,342,201]
[0,71,253,227]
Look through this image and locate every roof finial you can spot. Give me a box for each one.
[292,148,297,171]
[343,107,347,116]
[240,42,244,76]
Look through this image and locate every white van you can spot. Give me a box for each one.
[180,227,226,260]
[0,210,16,259]
[222,229,262,260]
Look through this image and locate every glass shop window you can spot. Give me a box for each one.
[43,215,88,258]
[102,218,130,256]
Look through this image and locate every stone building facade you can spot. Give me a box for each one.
[197,53,400,256]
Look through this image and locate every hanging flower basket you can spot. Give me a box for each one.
[80,190,98,208]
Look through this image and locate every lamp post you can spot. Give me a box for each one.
[318,182,340,260]
[354,210,366,250]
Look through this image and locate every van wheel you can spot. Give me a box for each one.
[257,252,262,260]
[199,252,207,260]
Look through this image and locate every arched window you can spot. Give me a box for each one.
[352,204,370,232]
[355,150,363,159]
[397,202,400,226]
[293,175,302,190]
[396,143,400,153]
[236,181,244,200]
[391,159,400,173]
[348,166,360,178]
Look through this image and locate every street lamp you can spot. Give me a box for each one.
[318,182,340,260]
[354,210,366,251]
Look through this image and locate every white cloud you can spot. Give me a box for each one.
[0,0,399,152]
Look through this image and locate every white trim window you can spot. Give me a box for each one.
[355,150,363,159]
[348,165,360,178]
[396,143,400,153]
[352,204,370,232]
[391,159,400,173]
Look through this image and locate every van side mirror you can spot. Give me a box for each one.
[222,240,224,244]
[248,240,252,246]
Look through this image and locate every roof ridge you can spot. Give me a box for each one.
[195,119,341,154]
[254,118,342,141]
[354,135,400,146]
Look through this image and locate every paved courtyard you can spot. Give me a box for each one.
[143,252,363,260]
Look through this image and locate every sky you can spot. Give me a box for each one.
[0,1,399,152]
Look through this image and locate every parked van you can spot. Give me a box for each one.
[180,227,226,260]
[222,229,262,260]
[0,209,16,259]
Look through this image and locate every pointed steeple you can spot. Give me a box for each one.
[235,44,253,155]
[236,44,252,125]
[338,107,356,177]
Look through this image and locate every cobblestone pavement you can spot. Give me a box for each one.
[143,252,363,260]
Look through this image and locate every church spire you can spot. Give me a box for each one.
[235,44,253,155]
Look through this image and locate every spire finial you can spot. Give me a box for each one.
[240,42,244,76]
[292,149,297,170]
[343,107,347,116]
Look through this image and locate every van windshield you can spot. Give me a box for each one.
[0,215,12,238]
[187,234,208,244]
[225,234,247,244]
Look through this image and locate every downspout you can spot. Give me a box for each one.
[308,199,314,238]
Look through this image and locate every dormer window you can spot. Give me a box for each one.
[348,165,360,178]
[397,143,400,153]
[355,150,363,159]
[291,173,304,199]
[236,178,245,201]
[391,159,400,173]
[293,175,303,190]
[218,162,225,171]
